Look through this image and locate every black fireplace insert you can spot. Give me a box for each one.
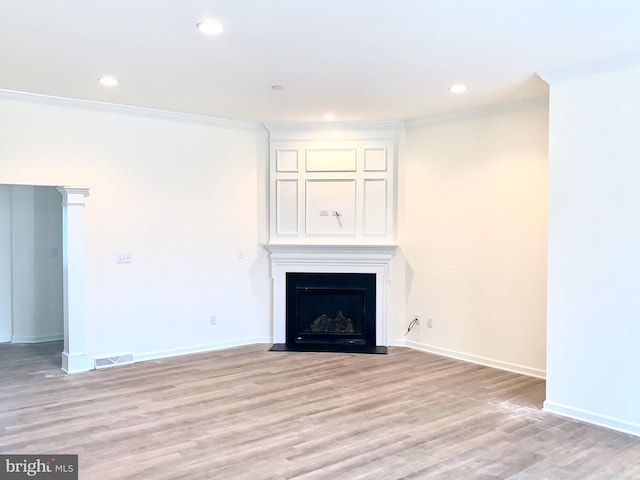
[270,272,387,354]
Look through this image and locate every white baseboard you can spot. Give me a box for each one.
[11,334,64,343]
[390,338,546,379]
[0,335,11,343]
[544,401,640,438]
[92,336,547,384]
[133,337,272,363]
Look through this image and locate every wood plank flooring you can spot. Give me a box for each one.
[1,341,639,479]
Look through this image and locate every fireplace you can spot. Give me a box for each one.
[285,272,376,350]
[267,245,395,354]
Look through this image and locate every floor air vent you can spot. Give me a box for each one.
[94,353,134,369]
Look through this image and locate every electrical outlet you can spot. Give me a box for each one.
[319,210,329,216]
[210,315,217,326]
[332,209,343,217]
[116,253,132,264]
[427,317,433,328]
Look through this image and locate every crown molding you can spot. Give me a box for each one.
[0,88,259,131]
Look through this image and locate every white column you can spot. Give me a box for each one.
[57,187,90,373]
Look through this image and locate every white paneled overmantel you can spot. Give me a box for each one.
[265,122,403,245]
[266,244,398,347]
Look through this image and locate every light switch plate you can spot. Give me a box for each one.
[116,253,132,264]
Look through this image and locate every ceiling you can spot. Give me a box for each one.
[2,0,640,123]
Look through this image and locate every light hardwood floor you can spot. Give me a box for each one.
[1,341,639,479]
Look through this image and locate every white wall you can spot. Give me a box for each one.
[10,186,37,341]
[0,186,11,341]
[0,184,63,343]
[398,100,549,377]
[0,94,271,364]
[33,186,64,341]
[0,91,549,381]
[544,64,640,436]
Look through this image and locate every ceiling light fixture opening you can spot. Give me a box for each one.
[323,113,336,121]
[449,84,468,94]
[98,76,119,87]
[271,85,284,91]
[196,20,224,35]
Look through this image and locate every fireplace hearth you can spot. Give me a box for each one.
[270,272,387,354]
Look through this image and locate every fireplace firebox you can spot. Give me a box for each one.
[270,272,387,354]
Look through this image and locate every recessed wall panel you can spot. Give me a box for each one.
[306,179,356,235]
[276,149,299,172]
[363,179,387,235]
[276,179,298,234]
[364,148,387,172]
[306,149,357,172]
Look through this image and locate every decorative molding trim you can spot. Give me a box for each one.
[57,186,90,206]
[401,339,546,379]
[10,334,64,343]
[269,136,396,244]
[133,337,272,364]
[0,88,259,131]
[56,186,90,196]
[543,401,640,438]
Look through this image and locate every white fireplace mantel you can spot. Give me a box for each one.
[266,243,398,346]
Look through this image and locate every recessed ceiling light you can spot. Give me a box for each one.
[98,76,119,87]
[271,85,284,91]
[449,84,468,94]
[196,20,224,35]
[323,113,336,121]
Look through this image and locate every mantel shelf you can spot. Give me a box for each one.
[265,243,398,257]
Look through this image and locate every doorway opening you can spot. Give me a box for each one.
[0,184,89,373]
